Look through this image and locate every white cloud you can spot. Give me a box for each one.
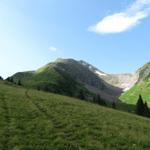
[88,0,150,34]
[49,46,57,51]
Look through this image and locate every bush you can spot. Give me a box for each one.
[112,102,116,109]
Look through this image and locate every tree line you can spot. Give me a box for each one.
[78,90,117,108]
[0,76,3,80]
[6,77,22,86]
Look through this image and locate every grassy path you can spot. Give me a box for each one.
[25,90,76,149]
[0,82,150,149]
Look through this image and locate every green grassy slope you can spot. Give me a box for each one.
[11,65,92,99]
[0,81,150,150]
[120,80,150,104]
[120,62,150,105]
[11,59,122,102]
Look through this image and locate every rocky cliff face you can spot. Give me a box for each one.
[79,60,138,91]
[100,73,139,91]
[137,62,150,82]
[120,62,150,104]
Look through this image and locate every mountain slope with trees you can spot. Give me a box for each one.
[10,58,122,102]
[8,58,150,106]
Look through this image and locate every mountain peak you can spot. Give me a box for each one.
[79,60,107,76]
[137,61,150,82]
[55,58,77,63]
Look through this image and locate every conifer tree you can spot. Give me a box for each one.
[136,95,145,116]
[144,101,150,117]
[78,90,85,100]
[93,95,97,103]
[18,80,21,86]
[112,102,116,109]
[96,94,107,106]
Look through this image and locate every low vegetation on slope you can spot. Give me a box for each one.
[120,80,150,104]
[10,67,93,100]
[120,62,150,105]
[0,81,150,150]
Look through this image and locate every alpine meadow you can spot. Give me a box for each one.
[1,0,150,150]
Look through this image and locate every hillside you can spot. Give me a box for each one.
[8,58,150,105]
[120,62,150,104]
[79,60,138,92]
[10,60,93,100]
[79,61,137,92]
[11,58,122,102]
[0,81,150,149]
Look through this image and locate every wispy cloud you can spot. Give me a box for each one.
[88,0,150,34]
[49,46,58,52]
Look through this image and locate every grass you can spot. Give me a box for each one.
[116,101,136,113]
[0,81,150,150]
[120,62,150,105]
[120,80,150,105]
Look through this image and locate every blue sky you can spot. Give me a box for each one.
[0,0,150,78]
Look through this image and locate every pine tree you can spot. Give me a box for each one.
[112,102,116,109]
[0,76,3,80]
[18,80,21,86]
[144,101,150,117]
[93,95,97,103]
[96,94,107,106]
[78,90,85,100]
[136,95,145,116]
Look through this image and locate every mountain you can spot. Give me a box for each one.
[10,58,150,104]
[120,62,150,104]
[73,59,150,105]
[10,58,122,102]
[79,60,138,92]
[10,59,91,100]
[0,80,150,149]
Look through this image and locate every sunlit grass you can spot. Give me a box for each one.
[120,80,150,105]
[0,81,150,150]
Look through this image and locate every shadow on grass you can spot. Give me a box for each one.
[116,101,136,114]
